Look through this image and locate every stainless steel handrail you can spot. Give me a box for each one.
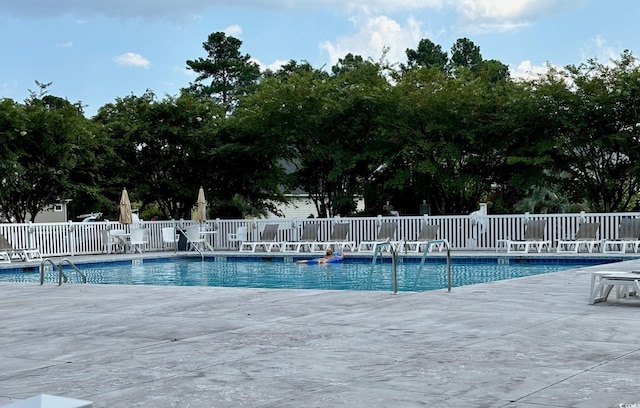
[368,240,399,293]
[40,258,87,285]
[413,239,452,292]
[40,258,57,285]
[59,258,87,284]
[390,244,398,294]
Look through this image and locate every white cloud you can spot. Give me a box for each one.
[321,15,426,67]
[339,0,444,14]
[56,41,73,48]
[224,24,242,37]
[454,0,533,20]
[113,52,151,68]
[317,1,587,66]
[258,59,289,72]
[247,56,288,73]
[580,35,619,64]
[510,33,628,81]
[510,60,553,80]
[451,0,586,33]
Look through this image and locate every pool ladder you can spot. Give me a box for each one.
[368,239,452,294]
[369,240,400,293]
[40,258,87,285]
[413,239,451,292]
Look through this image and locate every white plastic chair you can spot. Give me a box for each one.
[228,226,247,248]
[185,226,206,251]
[129,229,147,253]
[101,230,120,254]
[162,227,179,251]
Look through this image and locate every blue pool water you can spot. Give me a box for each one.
[0,257,620,292]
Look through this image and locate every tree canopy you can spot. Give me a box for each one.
[2,35,640,221]
[186,32,260,113]
[0,82,105,222]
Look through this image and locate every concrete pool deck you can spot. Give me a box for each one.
[1,253,640,407]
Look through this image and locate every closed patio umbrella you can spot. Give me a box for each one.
[196,186,207,223]
[119,188,133,225]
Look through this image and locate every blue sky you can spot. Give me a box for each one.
[1,0,638,117]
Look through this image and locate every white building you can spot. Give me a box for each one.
[266,194,364,219]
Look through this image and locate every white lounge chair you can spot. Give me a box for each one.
[239,224,279,252]
[556,222,601,253]
[0,234,42,261]
[506,220,550,253]
[309,223,356,253]
[602,218,640,254]
[589,271,640,304]
[282,223,321,252]
[402,224,444,253]
[358,221,399,252]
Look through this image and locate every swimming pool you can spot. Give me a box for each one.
[0,256,621,292]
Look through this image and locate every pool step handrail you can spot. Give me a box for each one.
[40,258,86,285]
[59,258,87,284]
[40,259,57,285]
[413,239,452,292]
[368,240,399,293]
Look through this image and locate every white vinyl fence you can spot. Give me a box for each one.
[0,212,637,258]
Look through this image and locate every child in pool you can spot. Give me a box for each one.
[296,246,344,264]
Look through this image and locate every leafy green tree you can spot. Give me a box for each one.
[514,183,579,214]
[478,59,510,83]
[236,55,392,217]
[449,37,483,74]
[534,51,640,212]
[93,91,154,218]
[207,115,290,218]
[262,60,316,78]
[0,98,23,221]
[94,91,214,219]
[95,89,289,220]
[385,58,525,214]
[233,65,331,216]
[402,38,448,72]
[0,83,98,222]
[6,38,639,221]
[322,55,393,216]
[186,32,260,113]
[62,111,113,220]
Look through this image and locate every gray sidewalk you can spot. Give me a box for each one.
[1,259,640,407]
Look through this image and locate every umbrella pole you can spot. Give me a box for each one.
[173,219,177,254]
